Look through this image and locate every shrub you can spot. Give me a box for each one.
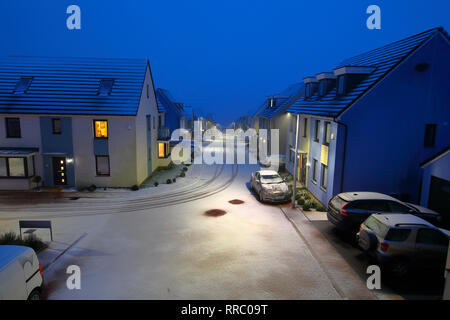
[166,179,172,184]
[172,178,176,183]
[182,166,188,172]
[31,175,42,183]
[87,184,97,192]
[316,205,327,212]
[180,172,186,177]
[297,198,305,205]
[303,200,313,211]
[304,194,310,200]
[131,185,139,191]
[154,182,159,187]
[168,162,175,170]
[0,232,45,252]
[295,193,302,201]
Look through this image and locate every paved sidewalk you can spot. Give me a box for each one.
[280,206,377,300]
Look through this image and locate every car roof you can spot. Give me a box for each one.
[258,170,280,175]
[372,213,435,228]
[0,245,31,270]
[338,192,398,202]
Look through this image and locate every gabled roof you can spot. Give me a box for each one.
[155,88,184,115]
[287,27,445,117]
[420,145,450,167]
[257,82,304,118]
[0,56,148,115]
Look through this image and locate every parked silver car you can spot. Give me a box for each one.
[250,170,290,203]
[357,213,450,277]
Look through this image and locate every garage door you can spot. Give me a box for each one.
[429,176,450,228]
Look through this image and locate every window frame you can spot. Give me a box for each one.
[52,118,62,135]
[158,142,170,159]
[0,156,31,178]
[312,159,318,184]
[95,155,110,176]
[302,118,308,138]
[314,120,320,142]
[5,118,21,138]
[424,124,437,147]
[320,163,328,190]
[323,121,331,146]
[93,119,108,139]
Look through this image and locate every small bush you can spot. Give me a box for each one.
[295,193,302,201]
[316,205,327,212]
[0,232,45,252]
[166,179,172,184]
[168,162,175,170]
[32,175,42,183]
[154,182,159,187]
[303,200,313,211]
[131,185,139,191]
[297,198,305,205]
[87,184,97,192]
[310,201,317,209]
[172,178,176,183]
[304,194,310,201]
[182,167,188,172]
[180,172,186,177]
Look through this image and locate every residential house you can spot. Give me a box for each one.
[0,56,159,189]
[285,27,450,213]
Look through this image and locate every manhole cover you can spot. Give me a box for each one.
[229,199,244,204]
[204,209,227,217]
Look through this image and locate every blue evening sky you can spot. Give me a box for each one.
[0,0,448,125]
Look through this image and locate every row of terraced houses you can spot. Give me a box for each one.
[249,27,450,220]
[0,56,210,190]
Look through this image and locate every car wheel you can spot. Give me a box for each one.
[28,289,41,300]
[390,258,410,278]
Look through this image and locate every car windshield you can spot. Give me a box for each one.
[261,174,283,184]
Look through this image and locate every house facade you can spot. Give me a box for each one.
[0,56,159,190]
[284,27,450,210]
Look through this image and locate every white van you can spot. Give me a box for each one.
[0,245,43,300]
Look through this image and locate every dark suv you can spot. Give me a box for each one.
[327,192,442,233]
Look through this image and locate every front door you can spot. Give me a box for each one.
[52,157,67,185]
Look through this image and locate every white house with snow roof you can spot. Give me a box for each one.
[0,56,160,189]
[285,27,450,216]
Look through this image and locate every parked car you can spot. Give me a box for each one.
[0,245,43,300]
[250,170,291,203]
[259,154,286,172]
[327,192,442,232]
[357,213,449,277]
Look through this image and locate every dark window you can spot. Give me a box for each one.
[0,158,6,176]
[320,164,327,189]
[52,118,62,134]
[153,117,156,129]
[416,229,448,246]
[349,200,389,212]
[95,156,110,176]
[303,118,308,137]
[323,121,331,145]
[14,77,32,94]
[289,147,295,163]
[146,84,149,99]
[312,159,318,183]
[5,118,21,138]
[337,75,345,95]
[314,120,320,142]
[385,229,411,242]
[387,201,414,213]
[146,115,151,131]
[319,80,326,96]
[424,124,436,147]
[98,79,114,96]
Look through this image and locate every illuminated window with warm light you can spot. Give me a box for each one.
[94,120,108,138]
[158,142,166,158]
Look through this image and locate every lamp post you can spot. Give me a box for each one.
[291,114,300,208]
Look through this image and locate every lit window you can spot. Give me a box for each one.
[94,120,108,138]
[158,142,170,158]
[8,158,25,177]
[14,77,32,94]
[98,79,114,96]
[96,156,110,176]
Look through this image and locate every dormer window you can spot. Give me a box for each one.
[303,77,318,98]
[319,80,326,96]
[14,77,33,94]
[269,98,275,108]
[337,75,345,95]
[316,73,336,97]
[98,79,114,96]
